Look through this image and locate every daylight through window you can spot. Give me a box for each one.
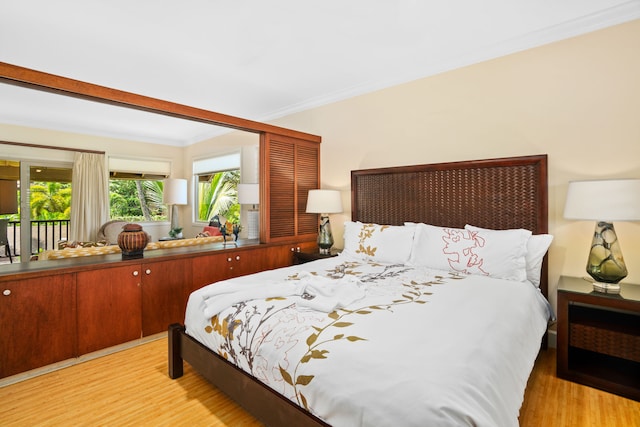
[193,152,241,225]
[108,157,171,222]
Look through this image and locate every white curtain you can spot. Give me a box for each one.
[70,153,109,242]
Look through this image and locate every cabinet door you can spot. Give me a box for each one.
[225,245,320,277]
[77,265,142,355]
[263,242,319,270]
[261,133,319,243]
[227,247,280,277]
[141,258,192,336]
[189,243,318,299]
[0,274,76,378]
[191,251,234,294]
[191,248,264,291]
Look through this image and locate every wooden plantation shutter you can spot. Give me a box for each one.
[260,133,320,243]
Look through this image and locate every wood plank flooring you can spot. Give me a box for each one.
[1,337,638,426]
[520,347,640,426]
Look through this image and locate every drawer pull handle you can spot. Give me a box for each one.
[3,289,10,296]
[133,271,139,277]
[145,269,151,275]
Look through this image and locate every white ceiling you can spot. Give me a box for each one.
[1,0,639,146]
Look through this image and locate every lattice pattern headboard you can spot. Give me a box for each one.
[351,154,549,298]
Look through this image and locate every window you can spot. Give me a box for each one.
[109,179,167,221]
[193,153,241,224]
[108,157,171,222]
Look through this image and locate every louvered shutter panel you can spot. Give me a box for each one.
[261,133,320,243]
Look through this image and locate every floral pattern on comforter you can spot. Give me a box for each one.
[202,260,463,412]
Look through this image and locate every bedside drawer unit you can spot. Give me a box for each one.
[557,275,640,401]
[569,306,640,363]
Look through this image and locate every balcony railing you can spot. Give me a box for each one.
[3,220,70,259]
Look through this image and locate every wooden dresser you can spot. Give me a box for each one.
[0,239,316,379]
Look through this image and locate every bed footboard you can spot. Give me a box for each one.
[168,323,330,427]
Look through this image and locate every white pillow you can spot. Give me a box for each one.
[342,221,416,264]
[525,234,554,287]
[465,225,553,287]
[408,223,530,281]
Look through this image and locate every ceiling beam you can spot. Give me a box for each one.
[0,61,321,143]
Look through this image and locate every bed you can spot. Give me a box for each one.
[169,154,551,427]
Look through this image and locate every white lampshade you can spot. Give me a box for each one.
[306,189,343,214]
[238,183,260,205]
[564,179,640,221]
[163,178,188,205]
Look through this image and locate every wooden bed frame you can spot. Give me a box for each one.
[169,154,548,426]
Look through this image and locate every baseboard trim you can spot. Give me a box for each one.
[548,329,557,349]
[0,332,166,388]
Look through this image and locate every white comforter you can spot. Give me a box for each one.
[185,254,551,427]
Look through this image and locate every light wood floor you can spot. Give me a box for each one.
[1,337,638,426]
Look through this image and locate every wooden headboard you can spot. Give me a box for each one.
[351,154,549,299]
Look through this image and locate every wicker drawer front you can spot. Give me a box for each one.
[570,323,640,363]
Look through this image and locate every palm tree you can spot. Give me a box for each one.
[139,180,164,221]
[143,180,164,214]
[30,182,71,220]
[198,170,240,223]
[109,179,166,221]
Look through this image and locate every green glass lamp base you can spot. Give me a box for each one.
[586,221,627,284]
[317,215,334,255]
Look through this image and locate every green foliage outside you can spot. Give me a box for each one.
[0,182,72,222]
[2,174,241,225]
[1,180,165,222]
[109,179,167,221]
[30,182,72,220]
[197,170,240,224]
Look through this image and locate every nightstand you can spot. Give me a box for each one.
[556,275,640,401]
[293,249,340,265]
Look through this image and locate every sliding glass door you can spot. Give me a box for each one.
[24,162,72,258]
[0,159,72,264]
[0,160,19,264]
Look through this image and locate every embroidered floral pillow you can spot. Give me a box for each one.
[342,221,416,264]
[465,224,553,287]
[408,223,530,281]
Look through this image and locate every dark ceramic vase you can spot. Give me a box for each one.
[117,223,149,259]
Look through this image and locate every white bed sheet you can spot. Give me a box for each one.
[185,254,551,427]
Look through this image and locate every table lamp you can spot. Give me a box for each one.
[564,179,640,292]
[306,189,343,254]
[163,178,188,233]
[238,183,260,239]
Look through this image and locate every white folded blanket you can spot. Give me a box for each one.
[296,272,365,312]
[202,271,365,318]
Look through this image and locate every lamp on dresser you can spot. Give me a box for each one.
[306,189,343,254]
[564,178,640,293]
[163,178,188,236]
[238,183,260,239]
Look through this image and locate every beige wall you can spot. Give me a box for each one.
[268,19,640,311]
[0,123,184,169]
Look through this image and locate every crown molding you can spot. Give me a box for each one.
[260,3,640,124]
